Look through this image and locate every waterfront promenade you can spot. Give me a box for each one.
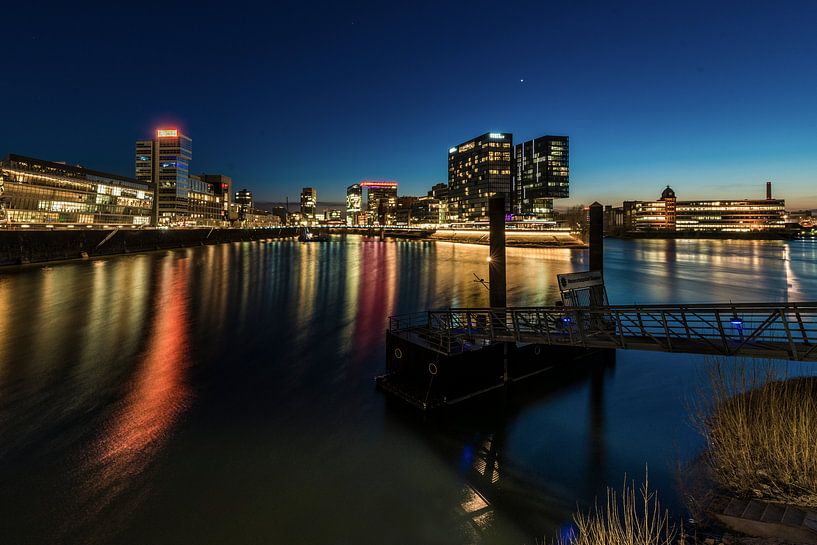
[0,227,298,266]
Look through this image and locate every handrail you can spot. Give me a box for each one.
[388,303,817,361]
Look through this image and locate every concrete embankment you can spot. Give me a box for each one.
[0,227,298,267]
[322,227,584,246]
[610,231,795,240]
[429,229,585,248]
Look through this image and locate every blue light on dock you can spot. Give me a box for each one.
[730,316,744,331]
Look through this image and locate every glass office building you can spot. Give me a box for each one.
[346,184,362,226]
[300,187,317,221]
[447,132,512,222]
[362,181,398,226]
[135,128,192,226]
[235,189,253,221]
[201,173,233,224]
[187,175,224,226]
[513,135,569,219]
[0,154,152,227]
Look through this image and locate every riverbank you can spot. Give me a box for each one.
[326,226,586,247]
[610,231,795,240]
[429,228,585,247]
[0,227,298,267]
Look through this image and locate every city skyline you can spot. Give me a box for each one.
[2,1,816,207]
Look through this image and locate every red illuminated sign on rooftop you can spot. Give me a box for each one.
[359,180,398,188]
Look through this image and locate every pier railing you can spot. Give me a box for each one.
[389,303,817,361]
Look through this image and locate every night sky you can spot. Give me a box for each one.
[3,1,817,207]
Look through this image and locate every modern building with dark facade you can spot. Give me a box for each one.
[513,135,569,219]
[428,182,448,224]
[0,154,153,227]
[300,187,317,222]
[235,189,253,221]
[187,175,224,226]
[361,181,398,226]
[447,132,512,222]
[136,128,193,225]
[201,173,233,223]
[395,196,419,225]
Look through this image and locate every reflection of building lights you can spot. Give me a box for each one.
[460,485,489,513]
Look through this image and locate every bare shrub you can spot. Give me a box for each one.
[553,470,682,545]
[691,358,817,508]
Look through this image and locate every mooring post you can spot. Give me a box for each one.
[489,196,507,308]
[489,196,509,385]
[589,201,603,272]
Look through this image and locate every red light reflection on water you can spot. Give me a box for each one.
[352,241,397,362]
[86,259,191,508]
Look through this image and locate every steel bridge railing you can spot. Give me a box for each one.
[389,303,817,361]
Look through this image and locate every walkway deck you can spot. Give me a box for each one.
[389,303,817,362]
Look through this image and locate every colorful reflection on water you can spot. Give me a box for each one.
[0,236,816,544]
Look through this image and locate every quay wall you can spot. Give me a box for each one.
[430,229,585,248]
[610,230,794,240]
[321,227,585,247]
[0,227,298,267]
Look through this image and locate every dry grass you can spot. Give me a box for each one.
[553,471,682,545]
[691,359,817,508]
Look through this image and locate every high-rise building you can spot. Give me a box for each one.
[398,194,441,226]
[187,175,223,226]
[429,182,449,224]
[235,188,253,221]
[201,174,233,223]
[0,154,152,227]
[362,181,398,225]
[300,187,317,221]
[135,128,192,225]
[346,184,362,226]
[514,135,569,219]
[447,132,512,222]
[395,196,419,225]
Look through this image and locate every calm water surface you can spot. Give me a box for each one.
[1,236,816,544]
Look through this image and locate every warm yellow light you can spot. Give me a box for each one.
[157,129,178,138]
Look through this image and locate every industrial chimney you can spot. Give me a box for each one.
[766,181,772,200]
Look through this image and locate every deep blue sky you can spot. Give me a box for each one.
[3,1,816,207]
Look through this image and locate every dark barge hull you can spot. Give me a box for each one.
[376,330,612,411]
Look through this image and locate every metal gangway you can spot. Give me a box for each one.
[390,285,817,365]
[389,303,817,361]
